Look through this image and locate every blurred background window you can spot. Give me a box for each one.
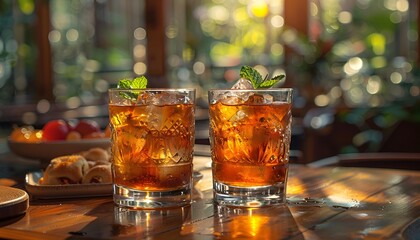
[49,1,145,104]
[1,0,418,108]
[0,0,145,107]
[0,0,37,104]
[1,0,419,161]
[166,0,286,103]
[306,0,419,108]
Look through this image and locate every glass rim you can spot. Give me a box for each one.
[208,88,293,92]
[108,88,196,92]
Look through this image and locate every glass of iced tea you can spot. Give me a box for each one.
[208,88,292,207]
[108,88,195,209]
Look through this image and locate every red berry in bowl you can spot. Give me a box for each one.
[74,120,101,137]
[42,120,70,141]
[66,119,78,131]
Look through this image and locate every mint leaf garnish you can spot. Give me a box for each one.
[240,66,263,89]
[117,76,148,100]
[239,65,285,89]
[258,75,285,88]
[117,76,148,89]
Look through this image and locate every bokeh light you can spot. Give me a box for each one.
[134,27,146,40]
[390,72,402,84]
[36,99,51,114]
[270,15,284,28]
[314,94,329,107]
[134,62,147,75]
[248,0,269,18]
[209,6,230,24]
[193,61,206,75]
[66,29,79,42]
[338,11,352,24]
[48,30,61,43]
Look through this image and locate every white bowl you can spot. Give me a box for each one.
[8,138,111,162]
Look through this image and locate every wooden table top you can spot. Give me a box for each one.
[0,155,419,239]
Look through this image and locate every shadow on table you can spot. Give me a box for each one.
[0,214,26,228]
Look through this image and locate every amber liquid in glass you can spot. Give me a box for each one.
[209,97,292,188]
[109,103,195,192]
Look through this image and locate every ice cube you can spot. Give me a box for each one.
[178,95,192,104]
[245,94,274,104]
[220,95,244,105]
[262,94,274,103]
[231,78,253,90]
[139,92,192,106]
[137,92,156,105]
[229,110,247,122]
[217,89,254,105]
[245,94,264,104]
[146,105,165,131]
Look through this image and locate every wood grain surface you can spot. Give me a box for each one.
[0,157,419,239]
